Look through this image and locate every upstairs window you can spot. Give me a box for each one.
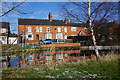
[71,27,76,31]
[47,27,50,32]
[84,28,88,31]
[71,35,76,36]
[58,27,61,32]
[1,28,6,33]
[40,54,43,59]
[64,27,67,32]
[36,27,39,32]
[40,27,42,32]
[28,27,31,32]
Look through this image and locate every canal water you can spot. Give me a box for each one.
[2,49,117,68]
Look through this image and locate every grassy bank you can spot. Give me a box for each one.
[2,57,119,79]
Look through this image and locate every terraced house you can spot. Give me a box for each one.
[18,13,89,44]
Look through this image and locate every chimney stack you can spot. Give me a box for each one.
[70,20,73,23]
[64,18,68,24]
[49,13,52,21]
[114,20,117,23]
[105,20,108,23]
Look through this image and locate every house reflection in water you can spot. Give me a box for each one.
[19,50,87,66]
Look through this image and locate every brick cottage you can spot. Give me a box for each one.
[18,13,89,44]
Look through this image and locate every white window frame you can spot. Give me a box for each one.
[1,28,6,33]
[71,27,76,31]
[46,56,53,60]
[40,27,42,32]
[28,26,31,32]
[40,54,43,59]
[56,54,63,60]
[65,54,68,57]
[47,27,50,32]
[58,27,61,32]
[64,27,67,32]
[36,27,39,32]
[65,35,67,39]
[71,35,76,36]
[26,33,33,40]
[84,28,88,31]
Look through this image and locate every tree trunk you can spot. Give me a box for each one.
[88,0,100,61]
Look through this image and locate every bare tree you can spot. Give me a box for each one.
[62,1,118,60]
[0,0,32,17]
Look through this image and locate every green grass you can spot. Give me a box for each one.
[2,59,119,79]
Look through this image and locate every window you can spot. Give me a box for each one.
[56,54,63,60]
[36,34,39,40]
[47,27,50,32]
[2,62,6,67]
[36,27,39,32]
[40,61,43,64]
[58,27,61,32]
[28,27,31,32]
[71,27,76,31]
[84,28,88,31]
[2,36,6,41]
[40,54,43,59]
[1,28,6,33]
[37,61,39,65]
[29,55,33,61]
[65,35,67,39]
[46,56,53,60]
[40,27,42,32]
[36,54,39,59]
[26,33,33,40]
[64,27,67,32]
[71,35,76,36]
[28,34,33,40]
[65,54,68,57]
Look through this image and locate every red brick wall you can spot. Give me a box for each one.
[18,25,89,44]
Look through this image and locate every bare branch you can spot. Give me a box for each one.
[0,0,27,17]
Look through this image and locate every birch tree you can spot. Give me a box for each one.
[62,1,118,60]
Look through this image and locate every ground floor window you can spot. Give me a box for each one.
[56,33,63,39]
[0,36,7,44]
[46,56,53,60]
[40,61,43,64]
[56,53,63,60]
[65,54,68,57]
[26,33,33,40]
[37,61,39,65]
[45,33,52,39]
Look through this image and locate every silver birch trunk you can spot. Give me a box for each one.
[88,0,100,60]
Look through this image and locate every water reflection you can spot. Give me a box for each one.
[1,50,92,68]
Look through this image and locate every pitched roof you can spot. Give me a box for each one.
[0,22,9,28]
[18,18,84,27]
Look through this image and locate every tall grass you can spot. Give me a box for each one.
[2,52,119,79]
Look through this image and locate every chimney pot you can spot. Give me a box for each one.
[105,20,108,23]
[65,18,68,24]
[49,13,52,21]
[70,20,73,23]
[114,20,117,23]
